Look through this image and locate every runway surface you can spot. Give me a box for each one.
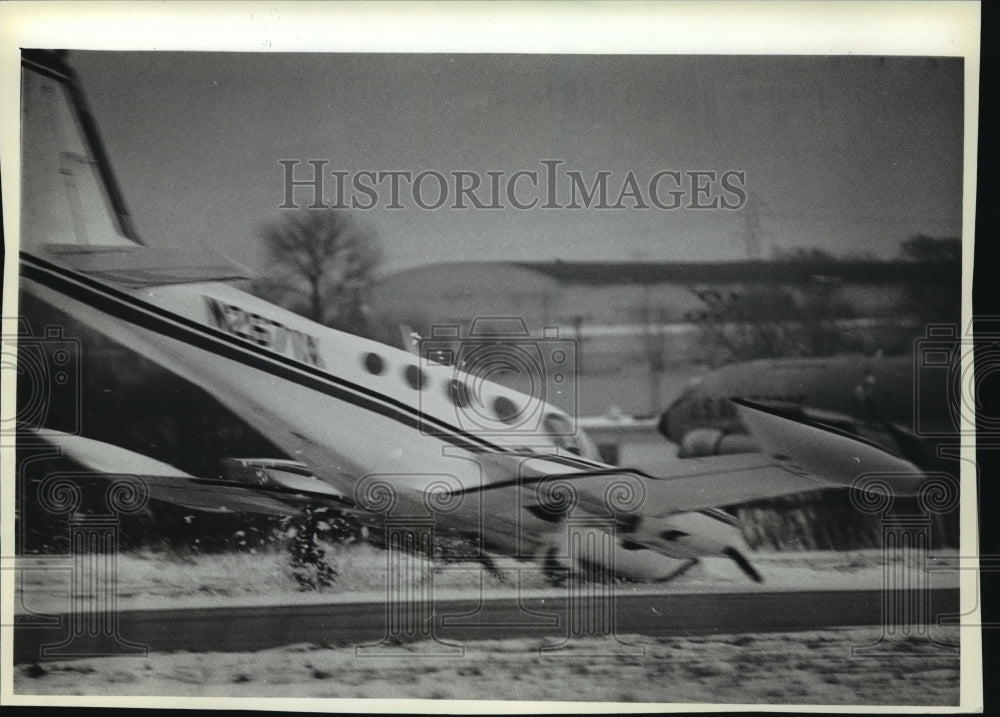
[13,586,959,664]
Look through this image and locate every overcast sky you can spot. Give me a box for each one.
[68,52,964,274]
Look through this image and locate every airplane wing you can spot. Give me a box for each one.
[732,399,933,471]
[24,429,317,518]
[437,403,926,582]
[731,398,925,492]
[454,451,828,514]
[456,394,926,520]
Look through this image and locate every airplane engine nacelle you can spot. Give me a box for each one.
[677,428,760,458]
[618,509,762,582]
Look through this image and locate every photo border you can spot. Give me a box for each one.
[0,2,982,712]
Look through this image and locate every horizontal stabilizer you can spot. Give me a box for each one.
[40,244,252,287]
[452,451,834,517]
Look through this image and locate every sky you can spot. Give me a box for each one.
[67,51,965,275]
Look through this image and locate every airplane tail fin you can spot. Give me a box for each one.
[21,51,139,249]
[731,399,925,495]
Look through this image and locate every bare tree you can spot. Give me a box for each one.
[253,209,383,336]
[690,284,797,365]
[688,247,869,364]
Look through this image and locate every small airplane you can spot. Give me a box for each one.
[11,50,929,584]
[657,354,954,470]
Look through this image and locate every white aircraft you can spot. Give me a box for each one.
[12,50,927,583]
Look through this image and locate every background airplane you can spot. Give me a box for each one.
[657,353,955,471]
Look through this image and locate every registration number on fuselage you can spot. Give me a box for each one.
[204,296,326,369]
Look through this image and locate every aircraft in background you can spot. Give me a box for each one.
[658,354,954,470]
[11,50,930,584]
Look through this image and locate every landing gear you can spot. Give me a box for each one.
[723,547,764,583]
